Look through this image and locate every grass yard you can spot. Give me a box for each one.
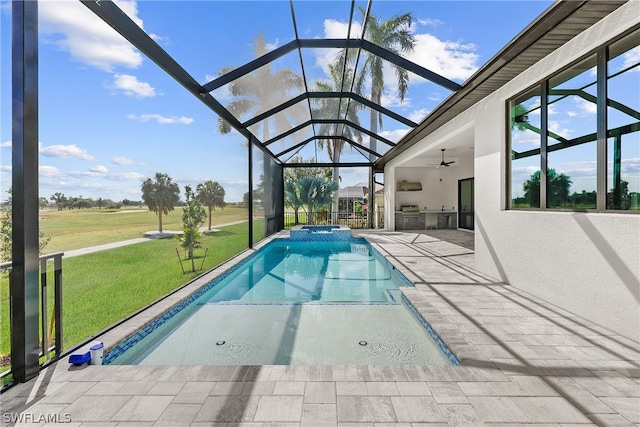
[1,220,267,361]
[40,205,249,253]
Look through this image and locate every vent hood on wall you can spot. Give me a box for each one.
[397,180,422,191]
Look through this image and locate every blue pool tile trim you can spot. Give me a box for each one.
[290,225,351,241]
[401,294,461,366]
[368,244,415,289]
[104,237,418,365]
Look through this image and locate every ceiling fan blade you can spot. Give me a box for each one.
[439,149,454,166]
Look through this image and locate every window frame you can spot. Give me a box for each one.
[506,25,640,214]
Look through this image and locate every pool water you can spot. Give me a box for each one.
[106,238,456,366]
[206,239,401,303]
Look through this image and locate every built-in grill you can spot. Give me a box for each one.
[400,205,422,229]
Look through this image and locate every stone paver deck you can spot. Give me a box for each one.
[1,230,638,426]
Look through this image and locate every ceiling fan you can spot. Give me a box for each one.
[427,148,456,168]
[422,148,456,168]
[439,149,455,167]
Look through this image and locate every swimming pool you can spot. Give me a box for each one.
[105,237,458,365]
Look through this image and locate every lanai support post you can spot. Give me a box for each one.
[11,0,41,382]
[368,168,375,229]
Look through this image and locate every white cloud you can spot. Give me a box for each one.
[68,169,144,181]
[555,161,597,179]
[68,170,105,178]
[90,165,109,174]
[512,165,539,176]
[323,18,363,39]
[39,0,144,72]
[408,108,430,123]
[106,172,146,181]
[417,18,444,27]
[219,178,248,187]
[311,19,363,75]
[1,140,11,148]
[379,128,410,143]
[313,19,479,97]
[111,156,136,166]
[109,74,156,98]
[1,165,12,173]
[623,46,640,71]
[577,98,597,114]
[548,120,572,140]
[265,38,280,52]
[40,165,64,178]
[405,33,479,82]
[380,91,408,108]
[40,143,94,161]
[511,129,540,148]
[127,114,194,125]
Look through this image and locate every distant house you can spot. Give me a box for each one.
[338,185,367,214]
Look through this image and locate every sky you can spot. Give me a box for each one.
[0,0,558,203]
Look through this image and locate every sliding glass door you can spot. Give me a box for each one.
[458,178,474,230]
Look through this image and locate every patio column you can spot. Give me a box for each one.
[11,0,41,382]
[368,168,374,228]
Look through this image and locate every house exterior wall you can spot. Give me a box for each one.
[386,1,640,341]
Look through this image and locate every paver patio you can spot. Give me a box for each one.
[1,230,638,426]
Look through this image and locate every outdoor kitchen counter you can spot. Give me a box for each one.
[395,210,457,230]
[394,210,457,213]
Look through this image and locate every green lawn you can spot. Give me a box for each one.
[0,221,268,360]
[40,205,249,253]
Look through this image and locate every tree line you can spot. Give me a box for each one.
[515,168,637,209]
[48,193,142,211]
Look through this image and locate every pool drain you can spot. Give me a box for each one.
[216,340,226,346]
[359,340,368,346]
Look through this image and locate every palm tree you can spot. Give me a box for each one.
[217,33,305,144]
[511,103,530,132]
[217,34,306,236]
[196,180,225,231]
[50,192,66,211]
[141,172,180,232]
[338,7,415,160]
[297,175,338,224]
[314,63,363,220]
[284,178,304,225]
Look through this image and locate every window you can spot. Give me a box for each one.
[547,55,598,209]
[508,28,639,212]
[509,88,542,208]
[607,31,640,211]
